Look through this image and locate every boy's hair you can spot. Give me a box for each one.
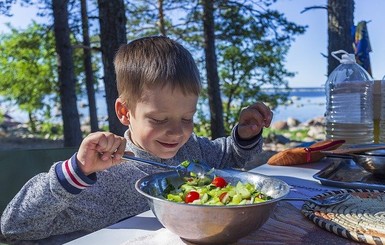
[114,36,201,109]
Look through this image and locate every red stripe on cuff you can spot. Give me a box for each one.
[64,160,87,188]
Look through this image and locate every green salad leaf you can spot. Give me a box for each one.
[165,175,272,205]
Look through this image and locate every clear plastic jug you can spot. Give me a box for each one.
[379,76,385,143]
[325,50,374,145]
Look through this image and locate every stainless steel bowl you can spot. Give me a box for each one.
[135,169,290,244]
[353,149,385,177]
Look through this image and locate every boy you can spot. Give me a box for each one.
[1,36,272,243]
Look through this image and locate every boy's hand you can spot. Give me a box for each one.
[76,132,128,175]
[237,102,273,140]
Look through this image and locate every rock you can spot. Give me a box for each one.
[263,116,327,152]
[304,116,325,127]
[0,130,6,137]
[287,117,301,127]
[265,133,291,145]
[307,126,326,140]
[271,121,288,130]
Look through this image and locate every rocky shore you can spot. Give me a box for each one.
[265,116,326,151]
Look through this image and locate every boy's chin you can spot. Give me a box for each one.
[152,150,178,160]
[157,153,177,160]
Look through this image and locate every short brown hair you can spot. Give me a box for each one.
[114,36,201,109]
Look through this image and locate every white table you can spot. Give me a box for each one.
[65,160,338,245]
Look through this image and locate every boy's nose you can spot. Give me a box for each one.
[166,122,184,136]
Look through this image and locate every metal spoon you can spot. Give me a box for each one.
[122,154,213,177]
[281,193,351,207]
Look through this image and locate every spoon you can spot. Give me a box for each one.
[122,154,213,177]
[281,193,351,207]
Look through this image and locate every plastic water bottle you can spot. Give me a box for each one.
[324,50,374,146]
[373,80,381,143]
[379,78,385,143]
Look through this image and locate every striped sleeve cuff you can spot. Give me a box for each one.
[232,125,262,149]
[55,153,97,194]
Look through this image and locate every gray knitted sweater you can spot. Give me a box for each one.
[1,127,263,243]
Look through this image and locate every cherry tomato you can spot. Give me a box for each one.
[212,176,227,188]
[185,191,200,203]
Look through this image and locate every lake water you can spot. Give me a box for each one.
[1,87,326,124]
[269,87,326,123]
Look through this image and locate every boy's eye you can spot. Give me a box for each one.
[182,118,193,123]
[149,118,192,124]
[150,118,167,124]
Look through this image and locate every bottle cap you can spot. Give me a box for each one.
[340,54,356,64]
[331,50,356,64]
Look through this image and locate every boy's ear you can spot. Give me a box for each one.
[115,98,130,126]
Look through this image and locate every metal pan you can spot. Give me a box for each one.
[322,144,385,177]
[352,150,385,177]
[323,149,385,177]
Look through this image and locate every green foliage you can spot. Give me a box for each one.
[0,22,57,130]
[36,122,64,140]
[214,1,306,135]
[0,1,308,140]
[125,0,195,40]
[263,127,310,142]
[0,20,96,136]
[122,0,307,137]
[0,109,4,124]
[0,0,16,16]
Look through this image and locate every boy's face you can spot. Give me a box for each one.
[127,85,198,159]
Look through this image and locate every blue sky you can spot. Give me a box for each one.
[1,0,383,88]
[271,0,385,87]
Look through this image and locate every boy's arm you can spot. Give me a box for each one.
[1,154,148,242]
[225,124,264,169]
[55,153,97,194]
[233,124,263,150]
[1,132,131,241]
[0,155,96,241]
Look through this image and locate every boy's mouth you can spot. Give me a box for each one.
[157,141,179,148]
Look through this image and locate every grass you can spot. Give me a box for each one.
[263,127,311,142]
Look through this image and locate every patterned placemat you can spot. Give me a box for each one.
[302,189,385,245]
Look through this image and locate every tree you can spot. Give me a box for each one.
[327,0,354,75]
[125,0,177,38]
[211,1,306,134]
[97,0,127,136]
[0,23,57,132]
[52,0,83,146]
[301,0,355,76]
[177,0,305,136]
[0,0,16,16]
[202,0,225,138]
[123,0,306,137]
[80,0,99,132]
[1,0,308,141]
[1,0,99,140]
[157,0,166,36]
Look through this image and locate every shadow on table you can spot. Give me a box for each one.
[108,215,163,231]
[0,147,77,213]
